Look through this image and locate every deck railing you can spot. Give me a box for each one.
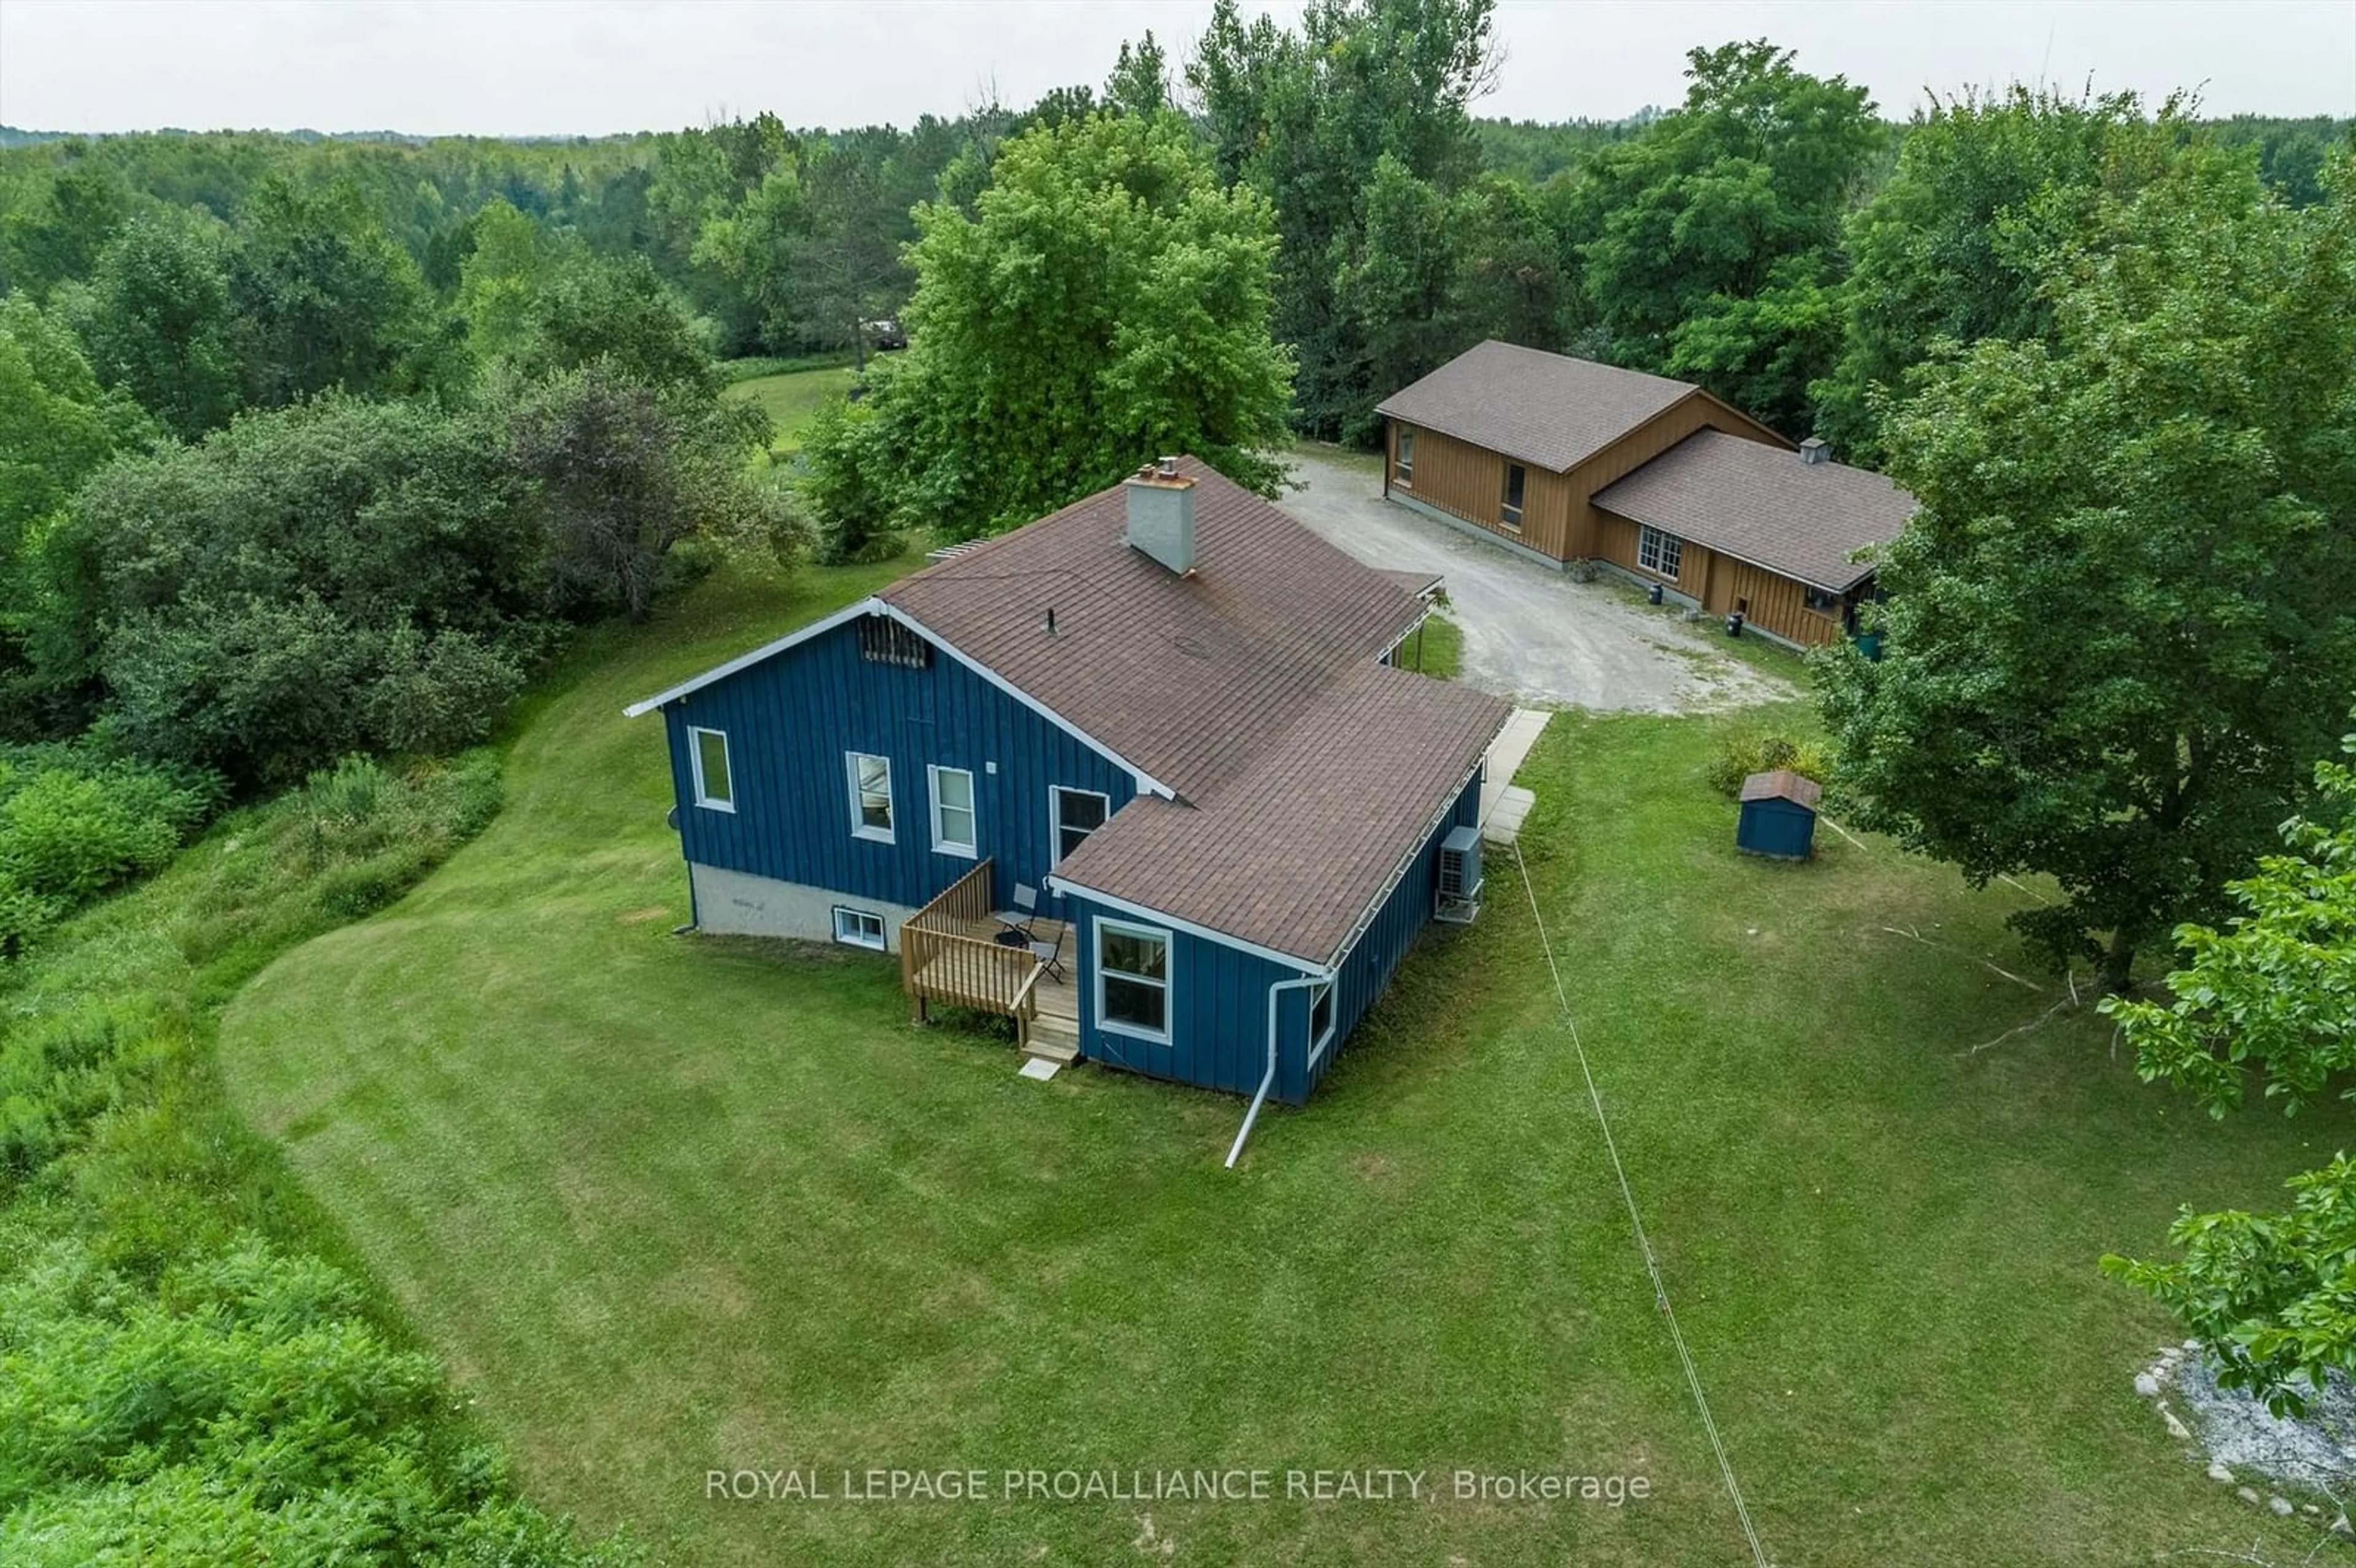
[901,858,1039,1035]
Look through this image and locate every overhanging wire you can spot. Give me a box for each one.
[1508,838,1774,1568]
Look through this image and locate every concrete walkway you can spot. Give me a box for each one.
[1282,448,1792,713]
[1480,708,1550,844]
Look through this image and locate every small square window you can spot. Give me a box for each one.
[832,905,885,950]
[848,752,894,842]
[1804,585,1841,615]
[689,726,733,811]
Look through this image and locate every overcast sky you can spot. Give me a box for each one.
[2,1,2349,136]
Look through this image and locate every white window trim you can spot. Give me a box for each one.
[1638,525,1682,580]
[832,905,886,950]
[1050,785,1112,865]
[688,725,734,812]
[928,764,978,858]
[1307,979,1337,1067]
[847,751,895,844]
[1094,916,1172,1045]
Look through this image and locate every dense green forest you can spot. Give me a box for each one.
[0,0,2350,1556]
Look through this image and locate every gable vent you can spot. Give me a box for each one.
[858,614,931,668]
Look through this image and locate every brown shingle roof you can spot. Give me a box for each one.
[1740,769,1822,808]
[1050,662,1509,965]
[1374,340,1700,473]
[1592,431,1915,592]
[882,459,1430,799]
[1376,566,1445,598]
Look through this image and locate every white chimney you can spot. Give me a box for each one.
[1125,458,1197,575]
[1800,437,1830,466]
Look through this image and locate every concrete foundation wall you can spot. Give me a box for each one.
[689,863,922,952]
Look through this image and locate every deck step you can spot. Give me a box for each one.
[1025,1010,1080,1066]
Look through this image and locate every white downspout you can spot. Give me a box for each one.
[1226,972,1327,1169]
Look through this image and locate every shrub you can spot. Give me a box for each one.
[0,748,218,955]
[794,393,903,564]
[1704,726,1832,799]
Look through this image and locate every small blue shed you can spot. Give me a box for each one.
[1736,769,1822,860]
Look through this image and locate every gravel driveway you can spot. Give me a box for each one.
[1281,448,1793,712]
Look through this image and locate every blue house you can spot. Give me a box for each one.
[626,458,1511,1152]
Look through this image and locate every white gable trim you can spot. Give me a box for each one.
[622,596,1176,801]
[1045,874,1325,975]
[622,598,880,717]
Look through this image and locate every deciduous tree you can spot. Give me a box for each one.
[1816,154,2356,990]
[2100,734,2356,1413]
[815,109,1294,540]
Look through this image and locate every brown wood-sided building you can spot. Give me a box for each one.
[1375,341,1916,648]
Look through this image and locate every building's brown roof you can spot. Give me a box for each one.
[1592,431,1915,592]
[1375,340,1700,474]
[1051,662,1508,965]
[1740,769,1822,808]
[1376,566,1446,599]
[882,459,1431,799]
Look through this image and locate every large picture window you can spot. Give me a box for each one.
[1500,463,1526,529]
[1095,919,1171,1042]
[929,765,977,857]
[847,752,894,842]
[1638,525,1683,580]
[1052,786,1110,862]
[688,726,733,812]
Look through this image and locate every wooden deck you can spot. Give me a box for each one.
[901,859,1080,1064]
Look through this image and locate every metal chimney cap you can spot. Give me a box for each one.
[1156,455,1180,477]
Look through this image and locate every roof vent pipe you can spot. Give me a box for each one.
[1125,461,1198,576]
[1799,437,1830,465]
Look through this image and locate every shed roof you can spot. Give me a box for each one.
[1375,340,1700,473]
[1592,431,1915,591]
[1740,769,1823,808]
[1051,661,1506,966]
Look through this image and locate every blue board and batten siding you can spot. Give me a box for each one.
[660,617,1137,915]
[1062,768,1481,1105]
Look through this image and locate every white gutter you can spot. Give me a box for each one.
[1226,970,1329,1170]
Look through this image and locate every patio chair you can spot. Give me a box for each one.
[1028,920,1067,984]
[999,883,1041,941]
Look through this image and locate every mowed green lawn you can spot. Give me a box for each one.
[218,557,2346,1566]
[723,364,857,460]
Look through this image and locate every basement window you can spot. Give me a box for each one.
[832,906,886,950]
[688,726,734,812]
[1394,427,1415,486]
[858,614,931,668]
[1500,463,1526,530]
[1638,525,1682,580]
